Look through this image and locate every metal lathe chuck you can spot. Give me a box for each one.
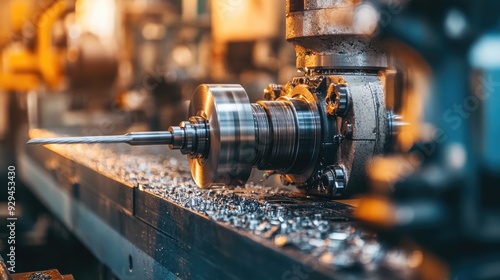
[175,76,391,197]
[28,77,392,197]
[180,83,323,190]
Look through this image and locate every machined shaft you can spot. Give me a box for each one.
[27,116,209,157]
[27,132,173,146]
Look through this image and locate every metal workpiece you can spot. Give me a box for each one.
[252,98,321,174]
[28,73,393,197]
[27,132,173,146]
[186,84,256,188]
[27,124,208,156]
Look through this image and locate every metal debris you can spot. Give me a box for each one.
[28,272,52,280]
[31,129,414,276]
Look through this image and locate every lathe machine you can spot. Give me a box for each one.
[9,0,500,279]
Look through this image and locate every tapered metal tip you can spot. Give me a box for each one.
[27,131,175,146]
[27,135,133,145]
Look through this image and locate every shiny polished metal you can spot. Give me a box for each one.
[28,0,397,197]
[28,77,391,197]
[186,84,256,188]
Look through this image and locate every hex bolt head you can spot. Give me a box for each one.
[326,83,350,116]
[320,169,336,190]
[320,166,346,196]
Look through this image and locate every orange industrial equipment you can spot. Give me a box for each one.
[0,0,67,91]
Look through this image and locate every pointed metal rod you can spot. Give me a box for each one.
[27,131,173,146]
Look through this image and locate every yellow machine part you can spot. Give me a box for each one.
[0,0,66,91]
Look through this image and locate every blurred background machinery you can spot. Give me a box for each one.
[355,1,500,279]
[0,0,499,279]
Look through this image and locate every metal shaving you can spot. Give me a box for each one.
[30,129,415,276]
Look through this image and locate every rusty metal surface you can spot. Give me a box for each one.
[285,0,388,69]
[23,129,414,279]
[0,256,12,280]
[11,269,73,280]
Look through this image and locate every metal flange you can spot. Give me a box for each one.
[187,84,256,188]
